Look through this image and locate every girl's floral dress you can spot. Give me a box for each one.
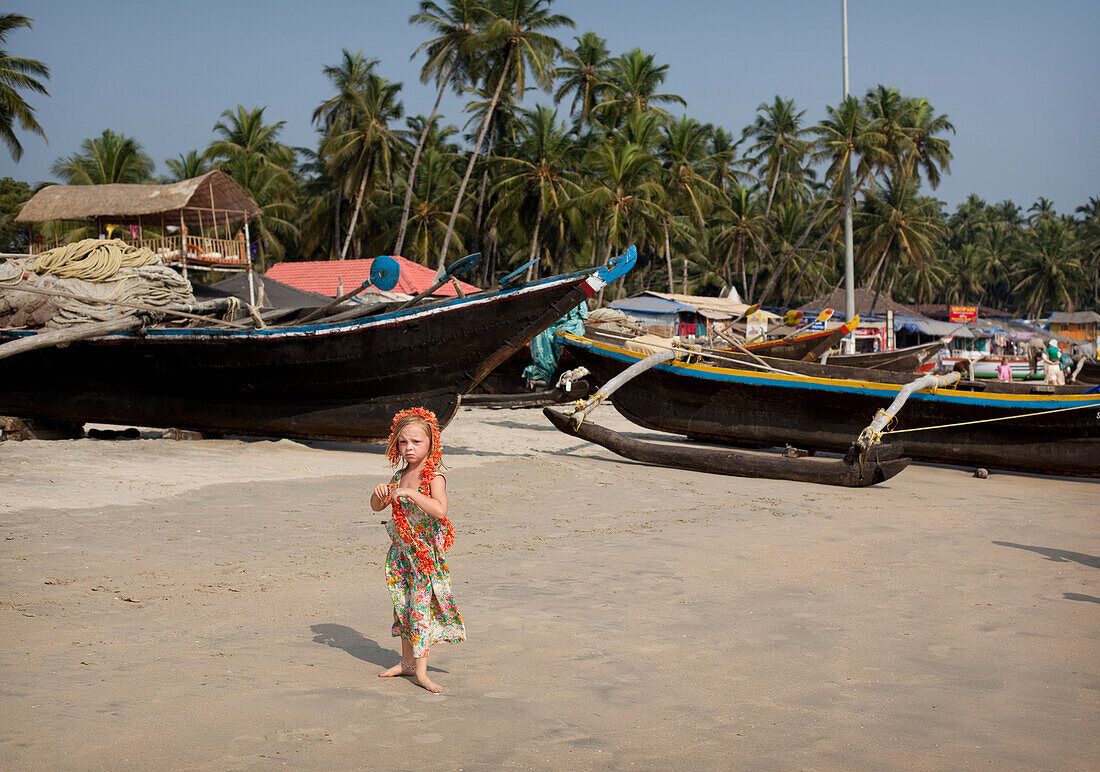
[384,470,465,657]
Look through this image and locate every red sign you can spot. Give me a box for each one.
[949,305,978,322]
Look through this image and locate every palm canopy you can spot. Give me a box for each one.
[0,13,49,162]
[410,0,482,92]
[742,96,809,217]
[51,129,153,185]
[554,31,612,133]
[595,48,686,125]
[312,50,380,131]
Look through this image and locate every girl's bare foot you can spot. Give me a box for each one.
[413,674,443,693]
[378,661,414,678]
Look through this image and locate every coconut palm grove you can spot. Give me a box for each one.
[1,4,1097,318]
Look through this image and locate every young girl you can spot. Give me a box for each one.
[370,407,465,693]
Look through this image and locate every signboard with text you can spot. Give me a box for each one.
[746,310,768,340]
[949,305,978,322]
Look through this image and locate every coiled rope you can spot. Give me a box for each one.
[31,238,159,282]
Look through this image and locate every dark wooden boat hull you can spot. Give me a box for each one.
[560,333,1100,477]
[742,320,856,361]
[1077,359,1100,385]
[543,407,910,486]
[826,340,944,372]
[0,273,603,442]
[463,381,590,408]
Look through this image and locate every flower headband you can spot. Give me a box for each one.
[386,406,443,485]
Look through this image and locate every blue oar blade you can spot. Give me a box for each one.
[443,252,481,279]
[369,255,400,292]
[498,256,540,289]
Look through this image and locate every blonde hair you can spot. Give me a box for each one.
[385,413,435,468]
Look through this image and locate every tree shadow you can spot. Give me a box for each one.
[309,623,446,673]
[992,541,1100,569]
[1064,593,1100,604]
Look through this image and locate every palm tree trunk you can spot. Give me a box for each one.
[394,61,458,256]
[437,46,515,270]
[863,233,895,294]
[756,179,844,306]
[473,126,497,244]
[553,222,572,275]
[664,220,674,292]
[332,179,343,260]
[524,192,544,282]
[339,153,375,260]
[763,162,781,219]
[780,207,847,309]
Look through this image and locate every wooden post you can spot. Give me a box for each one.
[209,180,219,240]
[244,220,255,306]
[179,212,188,281]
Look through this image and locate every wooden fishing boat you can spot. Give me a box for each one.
[1076,358,1100,385]
[739,317,858,361]
[824,339,945,372]
[554,331,1100,478]
[0,252,635,442]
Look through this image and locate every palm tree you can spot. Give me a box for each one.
[1011,218,1084,317]
[742,96,809,219]
[164,150,210,181]
[901,96,954,189]
[436,0,573,269]
[595,48,686,125]
[863,85,912,185]
[576,141,664,275]
[51,129,154,184]
[855,175,945,300]
[321,73,404,259]
[553,31,612,136]
[208,105,296,171]
[1027,197,1056,225]
[221,153,299,265]
[391,144,468,265]
[703,126,750,192]
[0,13,49,162]
[206,107,298,262]
[312,50,379,257]
[490,105,581,278]
[395,0,482,255]
[712,184,769,299]
[757,95,887,306]
[943,243,988,304]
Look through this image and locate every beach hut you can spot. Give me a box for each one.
[1048,311,1100,351]
[15,171,262,282]
[609,291,772,337]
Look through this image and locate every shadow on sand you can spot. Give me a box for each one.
[310,623,446,673]
[992,542,1100,569]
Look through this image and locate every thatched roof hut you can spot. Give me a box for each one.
[16,170,260,228]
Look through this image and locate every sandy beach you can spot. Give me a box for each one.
[1,405,1097,770]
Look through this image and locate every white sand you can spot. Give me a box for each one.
[1,406,1097,769]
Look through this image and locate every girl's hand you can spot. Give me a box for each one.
[373,483,392,504]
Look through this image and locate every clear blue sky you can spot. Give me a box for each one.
[2,0,1097,214]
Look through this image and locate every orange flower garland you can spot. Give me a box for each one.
[386,407,454,574]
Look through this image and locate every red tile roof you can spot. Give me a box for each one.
[264,256,480,298]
